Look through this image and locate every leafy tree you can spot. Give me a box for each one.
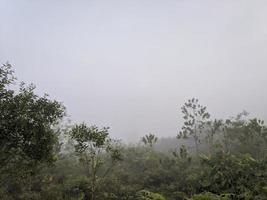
[205,119,223,153]
[69,123,122,200]
[199,152,267,199]
[177,98,210,156]
[142,134,158,147]
[0,63,65,196]
[217,112,267,157]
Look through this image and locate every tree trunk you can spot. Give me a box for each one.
[194,125,199,157]
[91,157,96,200]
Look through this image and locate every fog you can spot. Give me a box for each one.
[1,0,267,141]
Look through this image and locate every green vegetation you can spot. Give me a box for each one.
[1,64,267,200]
[141,134,158,147]
[136,190,166,200]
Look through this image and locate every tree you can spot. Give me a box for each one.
[0,63,65,197]
[69,123,122,200]
[141,134,158,147]
[199,152,267,199]
[205,119,223,153]
[177,98,210,156]
[219,112,267,157]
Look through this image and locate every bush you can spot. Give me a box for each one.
[136,190,166,200]
[190,192,230,200]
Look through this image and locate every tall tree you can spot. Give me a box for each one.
[205,119,223,153]
[177,98,210,156]
[0,63,65,196]
[69,123,122,200]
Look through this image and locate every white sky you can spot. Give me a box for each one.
[1,0,267,141]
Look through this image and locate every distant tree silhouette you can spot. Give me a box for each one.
[142,133,158,147]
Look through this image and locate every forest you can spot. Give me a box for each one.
[1,63,267,200]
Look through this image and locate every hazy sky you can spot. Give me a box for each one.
[1,0,267,141]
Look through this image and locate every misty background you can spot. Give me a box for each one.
[0,0,267,141]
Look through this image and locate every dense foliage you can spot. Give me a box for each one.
[1,64,267,200]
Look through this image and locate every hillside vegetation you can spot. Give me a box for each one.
[1,64,267,200]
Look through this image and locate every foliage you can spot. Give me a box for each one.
[69,123,122,200]
[142,134,158,147]
[189,192,230,200]
[199,152,267,198]
[0,63,65,198]
[177,98,210,156]
[1,64,267,200]
[136,190,166,200]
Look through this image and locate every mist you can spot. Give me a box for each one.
[1,0,267,141]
